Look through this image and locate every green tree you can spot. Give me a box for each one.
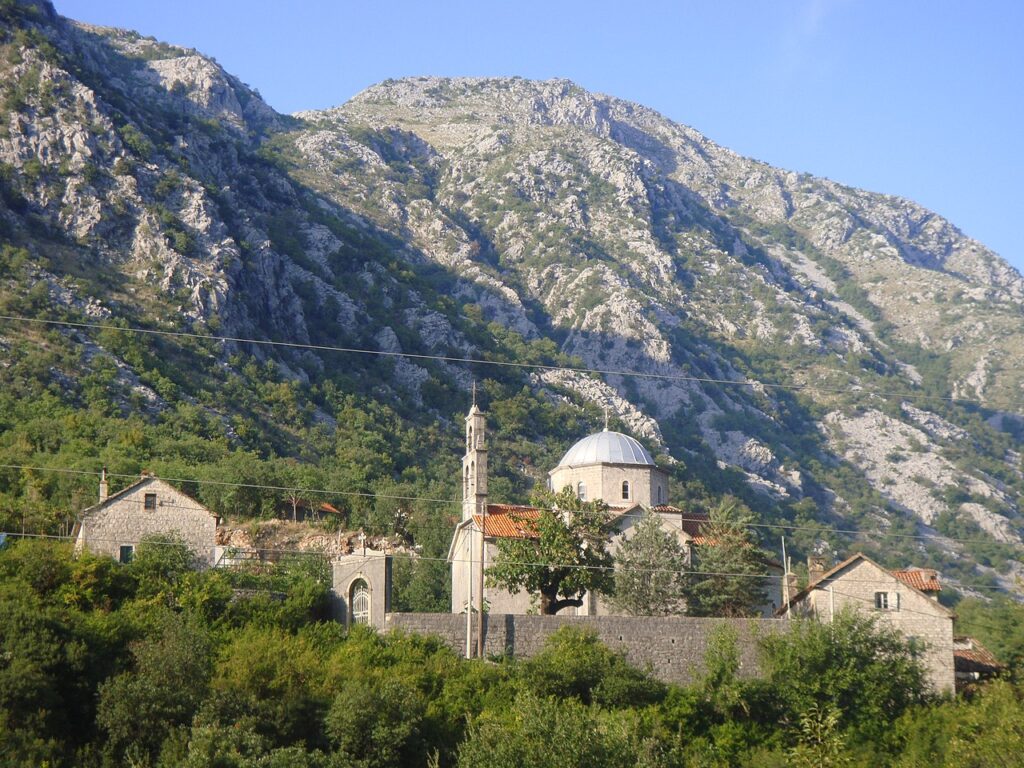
[486,488,613,615]
[518,627,665,708]
[456,691,645,768]
[609,509,687,616]
[683,498,768,617]
[96,614,213,765]
[759,609,928,744]
[894,680,1024,768]
[324,676,427,768]
[788,704,853,768]
[128,532,198,601]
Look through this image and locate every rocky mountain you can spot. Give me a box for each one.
[1,0,1023,593]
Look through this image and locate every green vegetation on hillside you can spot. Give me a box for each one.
[1,536,1022,768]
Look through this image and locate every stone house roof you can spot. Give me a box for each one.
[778,552,953,617]
[74,474,217,535]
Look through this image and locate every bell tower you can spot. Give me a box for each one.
[462,392,487,521]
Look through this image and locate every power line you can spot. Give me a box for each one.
[0,313,1009,409]
[2,462,1021,551]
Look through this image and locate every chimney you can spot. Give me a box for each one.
[808,555,828,584]
[99,467,109,503]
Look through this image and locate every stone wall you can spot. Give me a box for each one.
[385,612,787,685]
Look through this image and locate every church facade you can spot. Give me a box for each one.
[448,404,784,617]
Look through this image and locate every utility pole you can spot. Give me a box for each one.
[465,535,472,659]
[477,499,486,658]
[781,536,790,619]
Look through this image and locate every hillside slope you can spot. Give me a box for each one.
[1,1,1022,592]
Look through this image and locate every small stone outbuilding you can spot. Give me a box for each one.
[331,549,392,628]
[74,472,218,564]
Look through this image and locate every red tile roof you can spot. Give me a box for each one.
[893,567,941,592]
[473,505,541,539]
[953,637,1005,672]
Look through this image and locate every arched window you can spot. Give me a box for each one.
[467,426,473,452]
[657,485,663,504]
[621,480,631,500]
[350,579,370,625]
[577,482,586,501]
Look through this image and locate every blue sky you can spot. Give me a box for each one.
[55,0,1024,270]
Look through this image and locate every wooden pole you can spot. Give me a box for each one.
[465,535,472,659]
[477,500,486,658]
[781,536,790,619]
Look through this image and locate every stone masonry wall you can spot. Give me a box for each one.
[386,613,788,685]
[802,558,955,693]
[76,477,217,564]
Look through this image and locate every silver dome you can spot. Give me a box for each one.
[557,430,656,467]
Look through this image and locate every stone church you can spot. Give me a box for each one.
[447,403,784,616]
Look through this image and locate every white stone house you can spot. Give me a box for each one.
[74,471,218,564]
[448,404,784,616]
[778,552,955,693]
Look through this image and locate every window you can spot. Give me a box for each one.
[874,591,894,610]
[350,579,370,625]
[144,493,157,510]
[621,480,630,500]
[577,482,586,501]
[119,545,134,563]
[657,486,663,504]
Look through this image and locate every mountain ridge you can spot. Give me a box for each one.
[1,0,1023,595]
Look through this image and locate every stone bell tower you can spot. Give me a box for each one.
[462,392,488,522]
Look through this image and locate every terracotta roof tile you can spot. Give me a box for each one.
[893,567,941,592]
[473,506,541,539]
[953,637,1005,672]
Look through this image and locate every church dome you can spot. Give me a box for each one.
[557,430,656,468]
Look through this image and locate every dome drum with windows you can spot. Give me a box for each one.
[549,429,669,508]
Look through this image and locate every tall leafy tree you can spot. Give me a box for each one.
[683,498,768,617]
[486,488,613,615]
[609,509,688,616]
[760,609,928,744]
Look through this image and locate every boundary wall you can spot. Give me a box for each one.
[385,612,788,685]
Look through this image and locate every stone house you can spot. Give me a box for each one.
[74,471,218,564]
[448,404,783,617]
[778,552,955,693]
